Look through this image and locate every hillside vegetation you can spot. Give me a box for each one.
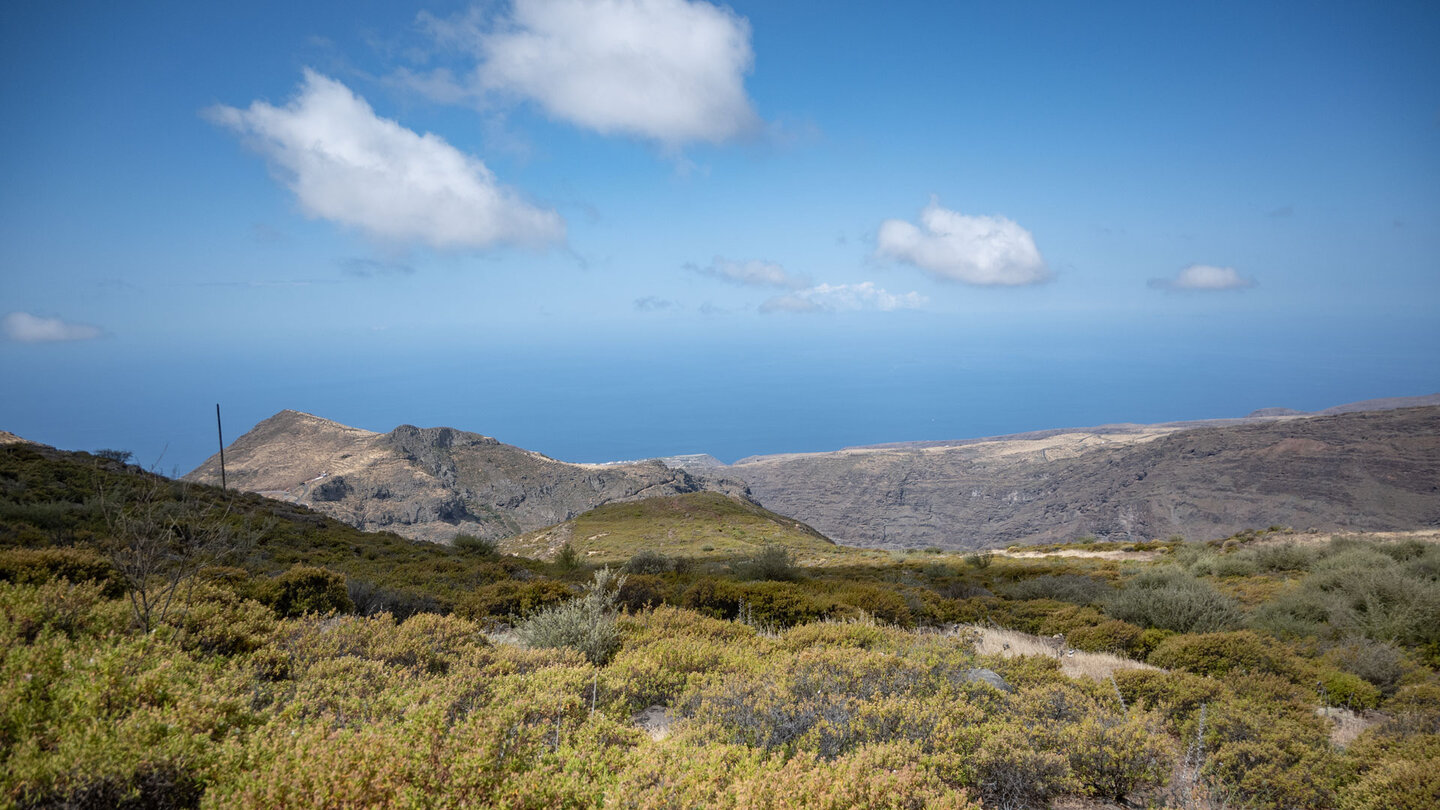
[3,441,1439,808]
[502,491,851,565]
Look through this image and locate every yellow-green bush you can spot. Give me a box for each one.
[455,578,573,621]
[1338,757,1440,810]
[1067,619,1144,655]
[831,584,913,626]
[263,565,354,618]
[1147,630,1305,679]
[0,547,123,597]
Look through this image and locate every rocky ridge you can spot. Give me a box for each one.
[723,405,1440,549]
[184,410,750,544]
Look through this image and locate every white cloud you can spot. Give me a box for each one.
[1149,264,1256,291]
[691,256,809,288]
[422,0,760,146]
[209,69,564,250]
[3,312,102,343]
[760,282,926,314]
[876,198,1050,285]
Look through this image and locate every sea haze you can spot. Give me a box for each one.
[4,311,1435,474]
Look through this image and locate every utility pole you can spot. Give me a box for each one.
[216,403,227,490]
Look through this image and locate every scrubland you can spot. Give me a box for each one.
[2,443,1438,808]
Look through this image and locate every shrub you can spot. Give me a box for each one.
[972,723,1073,809]
[0,547,123,597]
[1339,758,1440,810]
[964,550,994,570]
[452,533,498,556]
[1067,620,1144,655]
[1147,631,1304,680]
[736,543,799,581]
[1003,574,1109,605]
[737,581,829,628]
[516,568,625,665]
[833,584,913,626]
[553,541,580,571]
[1254,558,1440,647]
[1318,669,1382,710]
[623,548,674,575]
[616,573,669,612]
[171,583,277,655]
[265,565,354,618]
[1106,567,1244,633]
[681,577,742,618]
[1325,637,1410,696]
[455,579,573,622]
[1067,711,1175,801]
[1253,542,1318,572]
[346,579,443,620]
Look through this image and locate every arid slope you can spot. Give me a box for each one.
[727,406,1440,550]
[185,410,750,543]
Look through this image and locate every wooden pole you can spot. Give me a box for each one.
[216,404,227,490]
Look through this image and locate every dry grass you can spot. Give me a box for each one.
[1316,706,1381,748]
[964,624,1160,681]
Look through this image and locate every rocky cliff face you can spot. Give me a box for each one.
[726,407,1440,550]
[185,410,751,544]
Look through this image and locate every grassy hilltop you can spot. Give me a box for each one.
[3,440,1439,808]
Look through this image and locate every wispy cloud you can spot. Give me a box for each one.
[689,256,809,289]
[412,0,760,148]
[208,69,564,250]
[760,282,926,314]
[2,312,102,343]
[340,257,416,278]
[1148,264,1256,291]
[876,197,1050,286]
[634,296,678,312]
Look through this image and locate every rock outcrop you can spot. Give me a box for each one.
[185,410,751,544]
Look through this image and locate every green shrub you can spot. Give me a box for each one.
[1003,574,1109,605]
[735,543,799,581]
[171,583,277,655]
[1339,757,1440,810]
[0,547,123,597]
[553,541,580,571]
[1067,620,1144,655]
[833,584,913,626]
[1319,669,1382,710]
[616,573,669,612]
[1106,567,1244,633]
[345,579,443,619]
[265,565,354,618]
[516,568,625,665]
[623,548,675,575]
[1066,710,1175,801]
[455,579,573,621]
[1254,558,1440,648]
[681,577,742,618]
[964,550,994,570]
[972,723,1073,809]
[1253,542,1318,572]
[1147,631,1304,680]
[452,533,498,556]
[737,581,829,628]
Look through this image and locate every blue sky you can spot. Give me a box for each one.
[2,0,1438,470]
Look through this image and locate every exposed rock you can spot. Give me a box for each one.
[727,406,1440,550]
[184,410,751,544]
[963,668,1014,693]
